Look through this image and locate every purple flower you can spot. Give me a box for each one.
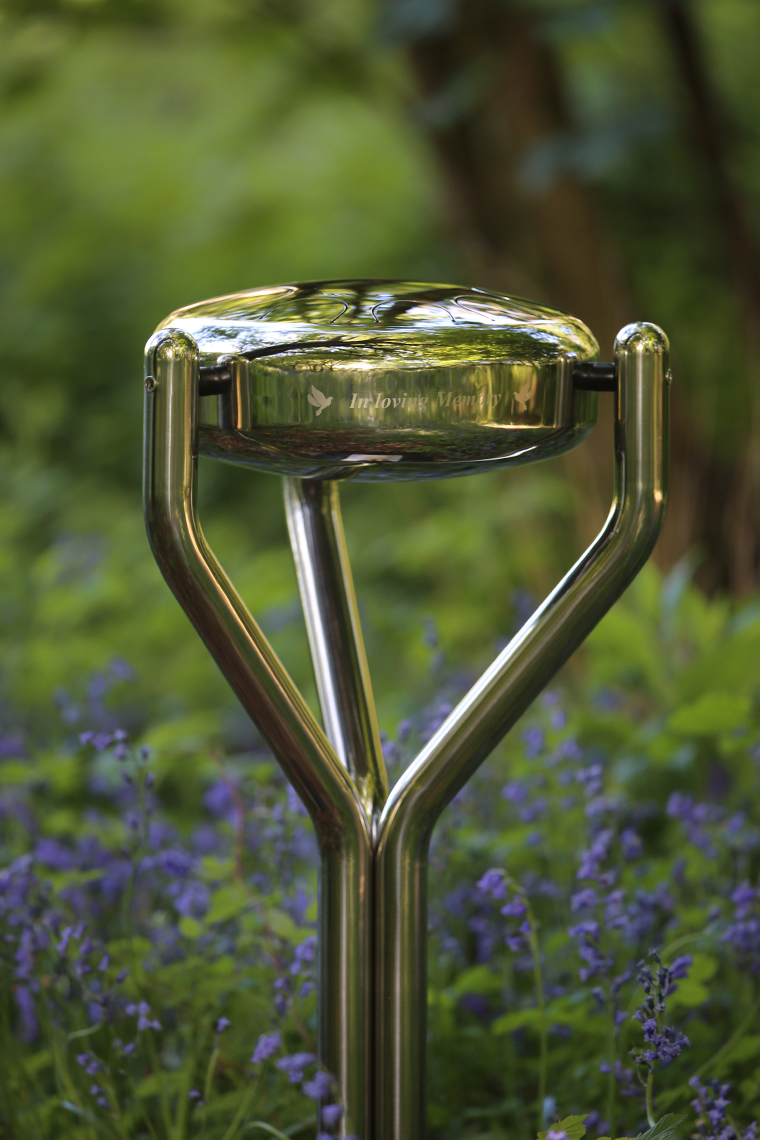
[173,880,209,920]
[670,954,693,981]
[522,727,545,759]
[502,781,528,804]
[251,1031,281,1064]
[126,1000,161,1032]
[568,920,600,940]
[290,935,317,975]
[519,798,546,823]
[477,870,508,900]
[276,1052,315,1083]
[203,781,236,820]
[321,1103,343,1129]
[35,838,75,871]
[723,883,760,973]
[691,1077,757,1140]
[303,1070,333,1100]
[620,829,643,859]
[215,1017,231,1034]
[576,764,603,798]
[556,736,581,760]
[14,986,37,1043]
[571,888,598,911]
[500,894,527,919]
[667,792,720,856]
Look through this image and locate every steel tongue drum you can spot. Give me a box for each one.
[144,279,669,1140]
[153,279,602,479]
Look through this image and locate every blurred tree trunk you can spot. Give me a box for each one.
[390,0,760,592]
[657,0,760,593]
[396,0,626,542]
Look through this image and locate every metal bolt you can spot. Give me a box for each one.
[145,375,157,392]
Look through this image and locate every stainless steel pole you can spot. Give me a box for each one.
[373,323,670,1140]
[284,478,388,826]
[143,329,373,1140]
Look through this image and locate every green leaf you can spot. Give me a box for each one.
[717,1034,760,1066]
[246,1124,293,1140]
[206,884,250,925]
[200,856,235,882]
[451,965,503,996]
[135,1072,182,1099]
[264,908,310,944]
[538,1113,588,1140]
[179,915,203,939]
[633,1114,685,1140]
[492,1008,542,1036]
[668,693,750,735]
[67,1023,103,1042]
[668,953,717,1008]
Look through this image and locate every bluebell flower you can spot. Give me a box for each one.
[290,935,317,975]
[620,829,643,859]
[203,781,236,820]
[519,798,546,823]
[722,882,760,973]
[397,718,413,743]
[690,1077,757,1140]
[251,1030,281,1064]
[303,1070,333,1100]
[571,888,598,911]
[276,1052,314,1083]
[556,736,581,760]
[502,781,528,804]
[321,1103,343,1129]
[476,870,508,900]
[521,726,545,759]
[126,1000,161,1031]
[500,897,528,919]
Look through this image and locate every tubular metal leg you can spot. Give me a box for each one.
[373,324,670,1140]
[143,330,372,1140]
[284,478,388,826]
[284,477,389,1136]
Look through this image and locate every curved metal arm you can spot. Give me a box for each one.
[373,323,670,1140]
[143,329,372,1140]
[284,478,389,825]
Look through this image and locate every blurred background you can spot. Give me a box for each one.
[0,0,759,740]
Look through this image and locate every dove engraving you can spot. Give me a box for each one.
[512,377,535,412]
[307,385,333,416]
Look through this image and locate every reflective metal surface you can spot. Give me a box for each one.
[144,282,669,1140]
[156,280,600,481]
[143,330,372,1140]
[284,477,388,824]
[373,323,670,1140]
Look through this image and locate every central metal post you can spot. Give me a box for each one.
[144,280,669,1140]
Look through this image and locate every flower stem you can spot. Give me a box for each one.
[527,911,547,1130]
[646,1070,656,1129]
[220,1075,260,1140]
[606,995,617,1140]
